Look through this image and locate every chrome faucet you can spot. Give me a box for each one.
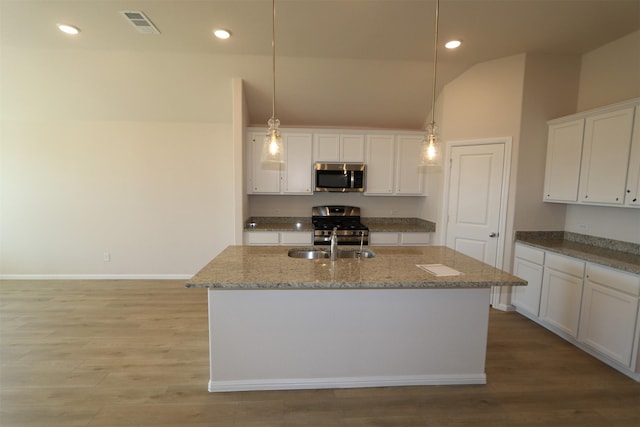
[330,227,338,261]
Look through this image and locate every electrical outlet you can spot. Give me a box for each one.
[103,252,111,262]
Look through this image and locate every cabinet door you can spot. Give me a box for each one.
[540,265,584,338]
[313,134,364,163]
[248,132,281,194]
[539,253,585,338]
[625,107,640,207]
[283,133,313,194]
[512,256,544,318]
[579,280,639,367]
[313,134,340,162]
[364,135,395,195]
[395,135,426,195]
[578,107,634,204]
[543,119,584,202]
[341,135,365,163]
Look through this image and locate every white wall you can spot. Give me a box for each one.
[423,54,527,263]
[0,47,240,277]
[248,194,424,218]
[577,30,640,112]
[514,54,582,233]
[565,30,640,244]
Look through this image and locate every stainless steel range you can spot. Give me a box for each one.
[312,205,369,246]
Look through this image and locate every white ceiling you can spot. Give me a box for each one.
[2,0,639,129]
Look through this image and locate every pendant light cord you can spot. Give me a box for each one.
[430,0,439,125]
[271,0,276,120]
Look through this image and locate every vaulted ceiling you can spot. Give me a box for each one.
[2,0,639,129]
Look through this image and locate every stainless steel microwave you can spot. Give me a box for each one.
[314,163,365,192]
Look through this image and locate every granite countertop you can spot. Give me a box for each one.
[245,217,313,232]
[244,217,435,233]
[185,245,526,290]
[516,231,640,275]
[363,217,436,232]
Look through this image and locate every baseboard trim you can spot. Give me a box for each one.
[0,274,192,280]
[208,374,487,392]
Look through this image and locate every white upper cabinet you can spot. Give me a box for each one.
[625,107,640,207]
[247,130,313,195]
[578,107,634,205]
[543,118,584,202]
[543,98,639,207]
[395,135,426,195]
[248,131,281,194]
[283,133,313,194]
[364,133,426,196]
[248,128,426,197]
[364,134,396,195]
[313,133,364,163]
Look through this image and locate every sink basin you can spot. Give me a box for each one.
[288,248,330,259]
[336,249,376,259]
[287,248,376,259]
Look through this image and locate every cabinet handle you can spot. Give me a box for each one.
[627,189,631,193]
[634,198,638,202]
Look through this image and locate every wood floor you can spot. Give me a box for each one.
[1,280,639,426]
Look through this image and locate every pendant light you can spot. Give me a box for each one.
[262,0,284,163]
[421,0,441,167]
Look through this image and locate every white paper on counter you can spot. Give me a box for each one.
[416,264,463,277]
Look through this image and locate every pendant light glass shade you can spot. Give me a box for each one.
[422,0,441,167]
[261,0,284,163]
[421,121,440,167]
[263,117,283,162]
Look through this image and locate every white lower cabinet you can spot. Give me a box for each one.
[244,231,312,246]
[511,243,545,319]
[512,242,640,381]
[369,232,431,246]
[578,264,640,368]
[539,253,585,338]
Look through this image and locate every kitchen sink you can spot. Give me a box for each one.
[336,248,376,259]
[287,248,376,259]
[288,248,330,259]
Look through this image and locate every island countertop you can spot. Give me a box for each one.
[185,245,526,290]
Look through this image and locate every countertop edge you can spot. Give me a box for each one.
[244,217,436,233]
[185,281,523,290]
[515,235,640,275]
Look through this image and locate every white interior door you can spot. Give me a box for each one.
[446,143,506,267]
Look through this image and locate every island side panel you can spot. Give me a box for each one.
[207,288,491,392]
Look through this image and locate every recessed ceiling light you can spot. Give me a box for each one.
[445,40,462,49]
[57,24,80,35]
[214,29,231,40]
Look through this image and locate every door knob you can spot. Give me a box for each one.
[489,232,498,238]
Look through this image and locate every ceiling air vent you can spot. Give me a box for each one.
[119,11,160,35]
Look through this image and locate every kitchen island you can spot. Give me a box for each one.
[186,245,526,392]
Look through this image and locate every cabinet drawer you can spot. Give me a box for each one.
[586,263,640,296]
[545,252,585,278]
[245,231,280,245]
[280,232,313,245]
[369,232,400,245]
[514,243,545,265]
[400,232,431,245]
